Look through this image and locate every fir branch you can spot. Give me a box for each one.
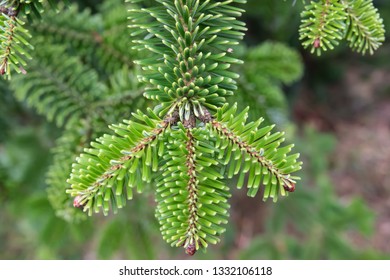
[0,14,15,75]
[128,0,246,115]
[46,68,144,222]
[0,10,32,77]
[10,43,102,126]
[1,0,61,78]
[245,41,304,85]
[67,110,174,216]
[108,117,170,170]
[156,124,230,255]
[237,41,304,124]
[299,0,347,55]
[211,117,296,194]
[66,0,303,255]
[210,104,301,200]
[47,122,93,222]
[298,0,385,55]
[341,0,385,55]
[29,3,134,73]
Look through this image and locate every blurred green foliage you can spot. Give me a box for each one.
[0,0,389,259]
[239,127,384,259]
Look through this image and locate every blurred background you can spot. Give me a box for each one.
[0,0,389,259]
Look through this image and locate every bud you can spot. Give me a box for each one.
[73,195,84,208]
[185,242,197,256]
[283,183,295,192]
[19,67,27,75]
[313,38,321,48]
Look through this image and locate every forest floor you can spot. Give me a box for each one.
[295,62,390,254]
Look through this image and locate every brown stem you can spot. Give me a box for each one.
[184,128,199,255]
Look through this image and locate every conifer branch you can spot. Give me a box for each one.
[0,5,31,77]
[128,0,246,114]
[1,0,57,78]
[0,14,15,75]
[341,0,385,54]
[211,119,296,193]
[210,104,301,200]
[66,0,303,255]
[298,0,385,55]
[46,68,145,222]
[47,122,94,222]
[10,43,102,126]
[299,0,347,55]
[29,3,134,72]
[67,110,172,215]
[156,124,230,255]
[3,0,386,256]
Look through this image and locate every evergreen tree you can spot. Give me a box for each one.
[0,0,385,255]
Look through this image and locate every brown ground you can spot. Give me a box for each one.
[296,63,390,254]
